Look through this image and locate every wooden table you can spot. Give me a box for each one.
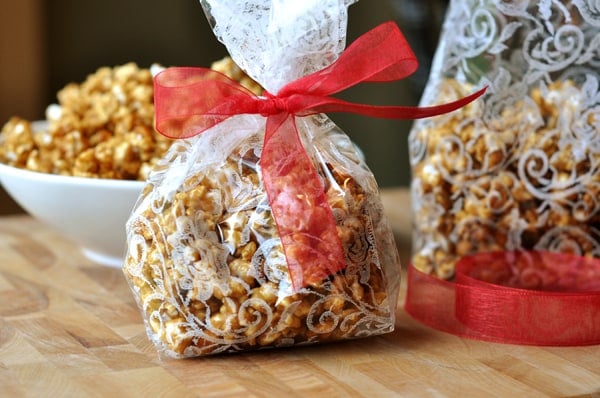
[1,188,599,398]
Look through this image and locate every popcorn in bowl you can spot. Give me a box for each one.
[0,58,261,267]
[0,59,261,180]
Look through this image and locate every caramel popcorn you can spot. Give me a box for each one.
[0,58,261,181]
[124,135,399,357]
[410,79,600,279]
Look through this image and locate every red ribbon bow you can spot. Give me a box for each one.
[154,21,485,291]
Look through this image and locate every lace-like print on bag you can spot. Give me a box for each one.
[409,0,600,280]
[124,117,399,357]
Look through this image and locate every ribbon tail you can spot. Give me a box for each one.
[401,86,487,120]
[294,87,487,120]
[260,114,346,291]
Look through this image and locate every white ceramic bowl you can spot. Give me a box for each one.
[0,122,144,267]
[0,162,143,267]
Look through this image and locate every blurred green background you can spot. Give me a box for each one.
[0,0,447,213]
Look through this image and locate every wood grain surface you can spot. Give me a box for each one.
[0,188,599,398]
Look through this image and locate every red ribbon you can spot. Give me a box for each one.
[405,251,600,346]
[153,21,485,291]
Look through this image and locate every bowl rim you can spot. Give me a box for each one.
[0,162,145,189]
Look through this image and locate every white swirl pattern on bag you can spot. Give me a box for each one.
[409,0,600,279]
[125,116,399,356]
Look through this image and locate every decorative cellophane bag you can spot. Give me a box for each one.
[408,0,600,280]
[122,0,402,358]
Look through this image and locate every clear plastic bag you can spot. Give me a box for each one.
[408,0,600,280]
[123,0,401,358]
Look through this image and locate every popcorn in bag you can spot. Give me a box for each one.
[123,0,483,357]
[404,0,600,346]
[408,0,600,279]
